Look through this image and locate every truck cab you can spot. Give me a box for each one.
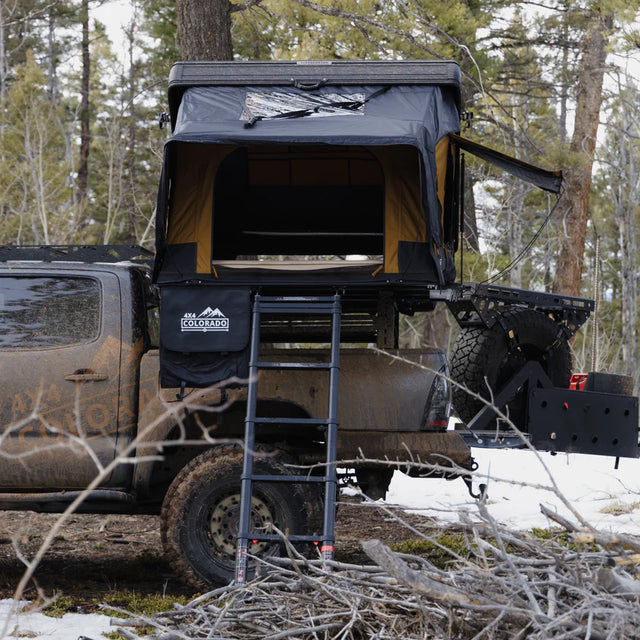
[0,249,152,494]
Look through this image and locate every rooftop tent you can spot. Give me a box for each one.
[154,60,463,286]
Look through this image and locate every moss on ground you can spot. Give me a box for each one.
[41,589,195,620]
[389,525,603,569]
[391,531,472,569]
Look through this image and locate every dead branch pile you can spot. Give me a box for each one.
[109,505,640,640]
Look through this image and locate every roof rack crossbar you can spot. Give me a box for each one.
[0,245,153,264]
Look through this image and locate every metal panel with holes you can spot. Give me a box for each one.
[529,388,639,458]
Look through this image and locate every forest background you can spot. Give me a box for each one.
[2,0,640,390]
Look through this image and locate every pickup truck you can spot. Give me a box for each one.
[0,245,463,587]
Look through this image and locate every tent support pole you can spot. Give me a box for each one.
[459,152,465,285]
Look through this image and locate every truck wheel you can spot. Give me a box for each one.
[161,446,322,588]
[450,308,572,430]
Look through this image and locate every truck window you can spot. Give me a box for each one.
[0,276,100,350]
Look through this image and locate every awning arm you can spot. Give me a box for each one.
[449,133,563,194]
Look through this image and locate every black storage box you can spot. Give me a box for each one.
[159,286,251,388]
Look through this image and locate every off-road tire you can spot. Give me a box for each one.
[161,445,322,588]
[450,308,572,430]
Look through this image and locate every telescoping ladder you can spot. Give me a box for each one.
[235,294,341,585]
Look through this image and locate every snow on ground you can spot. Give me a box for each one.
[388,448,640,534]
[1,448,639,639]
[0,599,112,639]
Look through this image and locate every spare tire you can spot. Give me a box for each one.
[450,308,572,430]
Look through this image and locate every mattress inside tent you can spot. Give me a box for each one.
[207,258,385,287]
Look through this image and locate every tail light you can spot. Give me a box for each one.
[422,365,451,431]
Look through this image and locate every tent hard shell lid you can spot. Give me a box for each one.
[154,60,562,288]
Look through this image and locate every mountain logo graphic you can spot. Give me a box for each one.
[198,307,225,318]
[181,306,230,332]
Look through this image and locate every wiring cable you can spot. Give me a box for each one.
[480,187,564,285]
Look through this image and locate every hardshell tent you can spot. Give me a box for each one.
[155,60,463,286]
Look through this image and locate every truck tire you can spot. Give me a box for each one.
[450,308,572,430]
[161,446,322,588]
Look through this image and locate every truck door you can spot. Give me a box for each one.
[0,271,122,490]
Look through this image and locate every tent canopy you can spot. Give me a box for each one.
[449,133,563,194]
[155,61,462,286]
[154,61,562,287]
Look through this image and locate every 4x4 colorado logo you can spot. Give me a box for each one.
[181,307,230,332]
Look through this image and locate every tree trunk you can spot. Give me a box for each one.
[557,0,570,143]
[126,8,138,243]
[613,78,640,394]
[77,0,90,207]
[552,13,612,296]
[421,303,453,351]
[459,45,480,255]
[462,160,479,253]
[176,0,233,60]
[0,0,5,138]
[47,9,57,103]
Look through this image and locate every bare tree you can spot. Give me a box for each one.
[598,72,640,392]
[77,0,90,207]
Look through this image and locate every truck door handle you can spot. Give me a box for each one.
[64,370,108,383]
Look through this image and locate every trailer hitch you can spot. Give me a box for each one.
[463,476,487,501]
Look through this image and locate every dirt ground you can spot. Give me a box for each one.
[0,498,432,607]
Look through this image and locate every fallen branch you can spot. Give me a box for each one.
[103,511,640,640]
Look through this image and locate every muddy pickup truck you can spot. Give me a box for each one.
[0,244,461,586]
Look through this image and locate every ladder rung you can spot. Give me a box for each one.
[255,361,333,370]
[244,533,324,543]
[246,474,330,483]
[256,303,338,314]
[252,417,330,425]
[256,296,339,303]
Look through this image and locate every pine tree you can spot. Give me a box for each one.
[0,52,73,243]
[591,75,640,390]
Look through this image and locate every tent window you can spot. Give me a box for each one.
[212,146,385,259]
[242,90,366,122]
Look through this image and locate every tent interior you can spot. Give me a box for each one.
[162,139,457,283]
[212,145,385,258]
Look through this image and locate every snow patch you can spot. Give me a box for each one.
[0,599,112,640]
[387,449,640,534]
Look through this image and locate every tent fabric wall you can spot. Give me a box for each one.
[246,146,384,186]
[167,143,236,273]
[435,137,449,229]
[165,142,440,277]
[369,146,425,274]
